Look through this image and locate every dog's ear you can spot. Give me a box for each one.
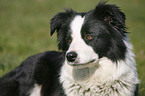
[50,12,65,36]
[94,2,126,28]
[50,9,75,36]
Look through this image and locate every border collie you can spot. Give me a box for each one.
[0,2,139,96]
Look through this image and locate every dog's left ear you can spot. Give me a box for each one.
[50,9,75,36]
[94,2,126,27]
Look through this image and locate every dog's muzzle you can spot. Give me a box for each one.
[66,51,97,67]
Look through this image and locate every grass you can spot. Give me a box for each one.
[0,0,145,95]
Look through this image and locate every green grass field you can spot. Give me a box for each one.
[0,0,145,95]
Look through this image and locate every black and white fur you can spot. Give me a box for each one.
[0,2,139,96]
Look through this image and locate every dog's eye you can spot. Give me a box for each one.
[85,34,94,40]
[68,39,72,43]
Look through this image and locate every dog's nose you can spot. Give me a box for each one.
[66,52,77,62]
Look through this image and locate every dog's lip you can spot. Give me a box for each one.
[68,59,96,66]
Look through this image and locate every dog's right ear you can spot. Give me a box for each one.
[50,9,75,36]
[50,12,65,36]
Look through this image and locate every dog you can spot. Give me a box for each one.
[0,2,139,96]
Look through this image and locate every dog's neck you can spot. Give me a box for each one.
[60,58,115,84]
[72,65,99,82]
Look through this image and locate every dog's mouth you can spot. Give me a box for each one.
[68,59,96,66]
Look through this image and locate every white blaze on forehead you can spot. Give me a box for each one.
[70,15,85,36]
[69,15,85,51]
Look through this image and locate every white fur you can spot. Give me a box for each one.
[60,15,139,96]
[29,84,42,96]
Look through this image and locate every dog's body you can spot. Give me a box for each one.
[0,2,139,96]
[0,51,66,96]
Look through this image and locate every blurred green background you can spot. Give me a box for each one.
[0,0,145,95]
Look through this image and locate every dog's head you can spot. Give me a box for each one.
[50,2,127,68]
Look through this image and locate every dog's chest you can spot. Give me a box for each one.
[29,84,41,96]
[62,80,121,96]
[62,79,134,96]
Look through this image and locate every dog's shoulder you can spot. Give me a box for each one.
[0,51,65,96]
[0,51,64,79]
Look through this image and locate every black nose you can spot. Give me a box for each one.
[66,52,77,62]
